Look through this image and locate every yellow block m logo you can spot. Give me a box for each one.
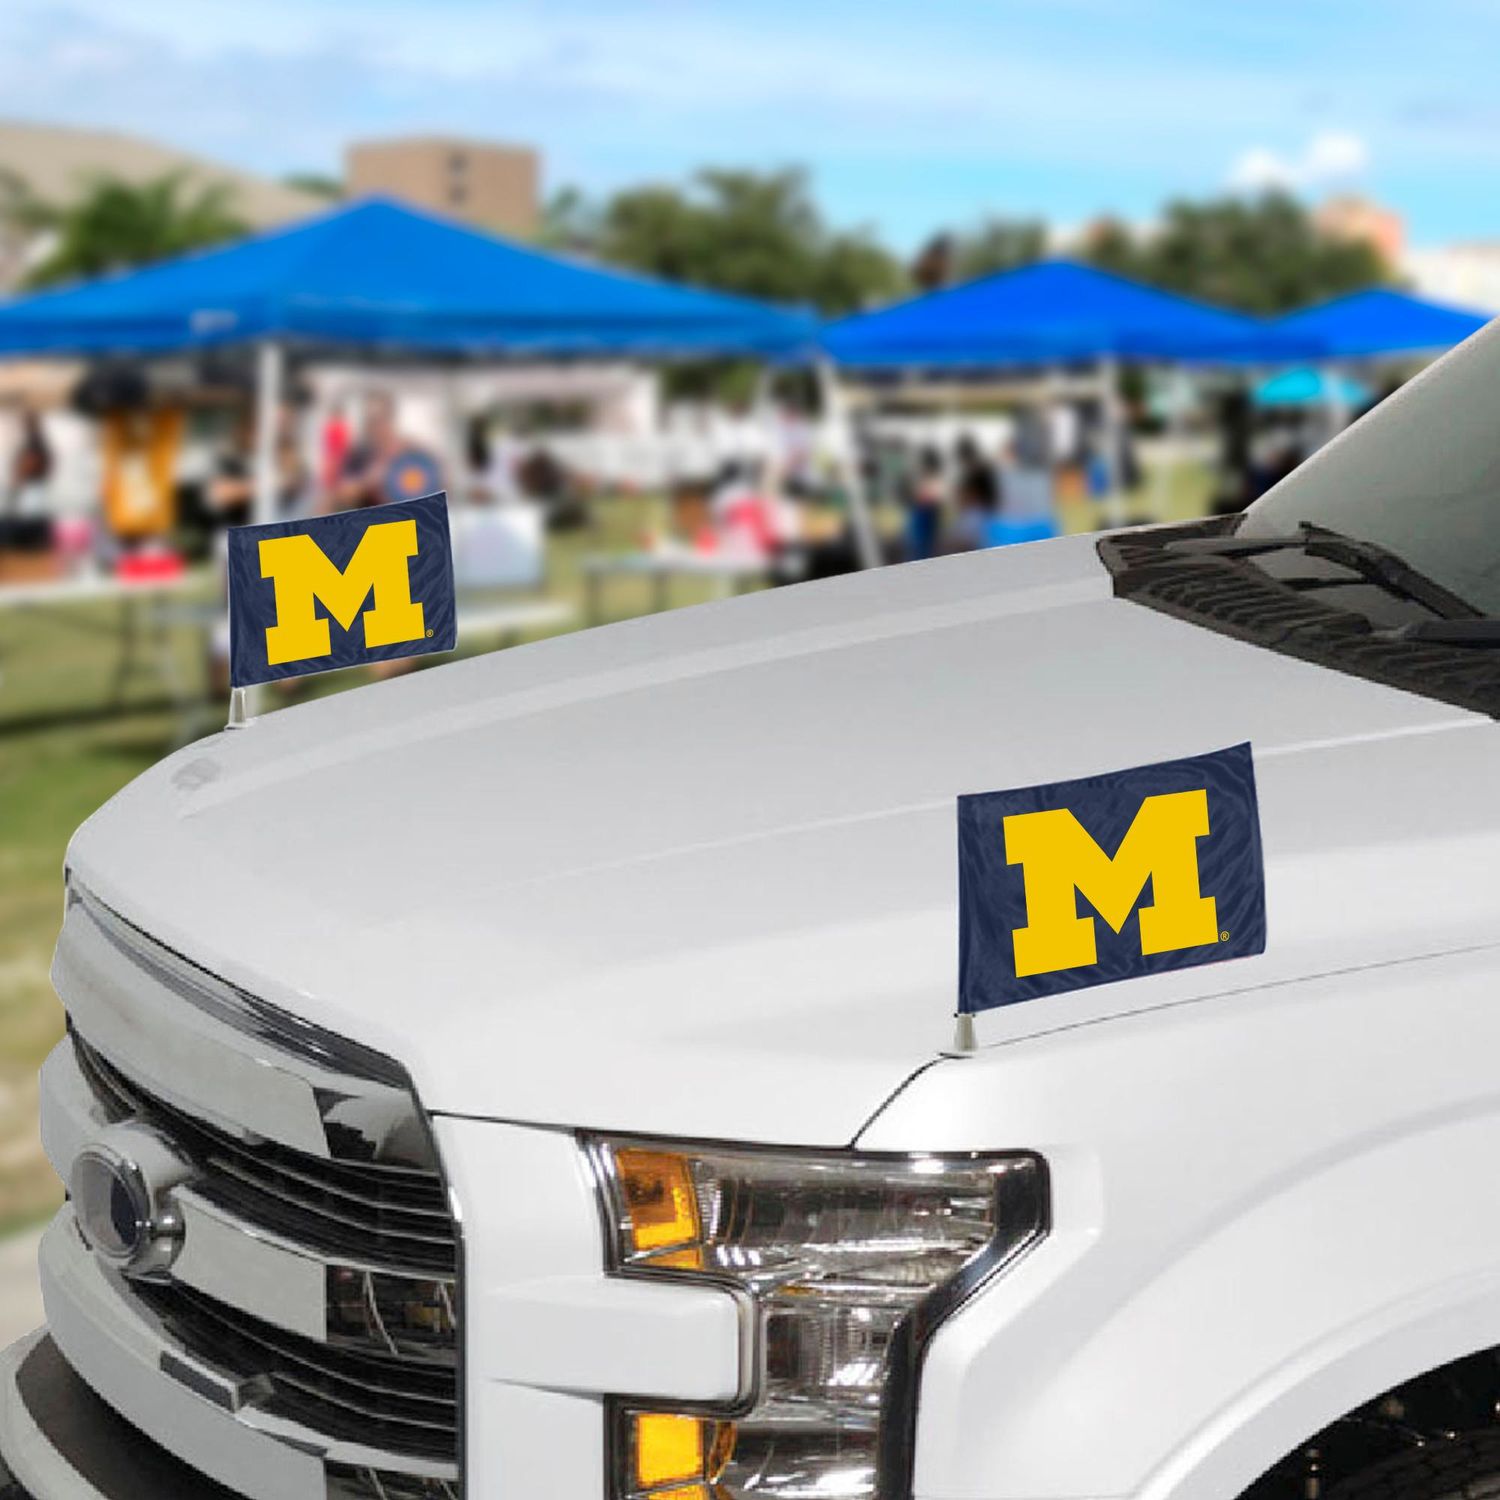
[259,518,426,667]
[1003,790,1218,978]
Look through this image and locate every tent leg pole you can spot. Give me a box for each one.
[252,340,283,528]
[1156,365,1189,517]
[818,358,879,569]
[752,362,776,484]
[751,361,784,502]
[1100,354,1127,528]
[1149,364,1170,513]
[1325,360,1350,442]
[239,338,285,724]
[445,370,467,507]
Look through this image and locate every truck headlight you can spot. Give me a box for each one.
[588,1139,1046,1500]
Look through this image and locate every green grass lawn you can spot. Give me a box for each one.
[0,466,1213,1231]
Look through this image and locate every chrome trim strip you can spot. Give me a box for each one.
[67,886,407,1086]
[171,1190,328,1344]
[37,1046,107,1191]
[53,887,432,1169]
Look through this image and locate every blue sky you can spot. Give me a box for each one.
[5,0,1500,251]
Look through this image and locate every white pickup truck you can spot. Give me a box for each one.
[7,321,1500,1500]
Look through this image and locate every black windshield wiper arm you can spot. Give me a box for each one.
[1165,522,1482,623]
[1381,618,1500,647]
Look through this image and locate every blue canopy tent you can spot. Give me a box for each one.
[820,261,1308,523]
[1271,287,1491,360]
[0,197,828,553]
[820,260,1302,368]
[0,201,847,719]
[0,196,816,360]
[1239,288,1492,440]
[1253,367,1371,410]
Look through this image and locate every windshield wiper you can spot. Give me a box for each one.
[1381,618,1500,647]
[1164,522,1482,623]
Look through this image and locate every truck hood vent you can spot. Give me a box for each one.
[1100,521,1500,719]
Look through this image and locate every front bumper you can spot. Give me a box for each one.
[0,1207,392,1499]
[34,1209,345,1497]
[0,1326,234,1500]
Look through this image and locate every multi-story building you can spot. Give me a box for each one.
[345,135,539,237]
[1315,194,1406,267]
[1403,241,1500,316]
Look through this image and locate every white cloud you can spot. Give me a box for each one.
[1229,147,1296,193]
[1228,130,1370,194]
[1305,130,1370,179]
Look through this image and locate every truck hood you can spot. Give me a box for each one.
[69,533,1490,1145]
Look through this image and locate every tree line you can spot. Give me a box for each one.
[547,168,1390,316]
[1,164,1390,318]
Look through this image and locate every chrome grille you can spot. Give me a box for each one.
[73,1033,456,1277]
[48,885,463,1499]
[328,1266,457,1365]
[133,1283,457,1461]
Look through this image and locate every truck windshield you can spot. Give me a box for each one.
[1237,322,1500,618]
[1100,325,1500,712]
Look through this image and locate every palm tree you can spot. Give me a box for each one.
[0,167,53,286]
[23,172,249,288]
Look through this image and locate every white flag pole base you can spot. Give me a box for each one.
[225,686,254,730]
[945,1012,978,1057]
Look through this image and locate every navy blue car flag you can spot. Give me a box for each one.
[227,492,456,688]
[958,743,1265,1014]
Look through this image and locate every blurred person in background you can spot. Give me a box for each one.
[710,399,773,477]
[1214,388,1253,514]
[319,400,352,500]
[516,444,592,530]
[200,406,308,533]
[464,416,492,503]
[1049,401,1082,469]
[773,400,815,497]
[1009,406,1056,532]
[904,445,945,562]
[334,392,443,509]
[709,458,796,558]
[1083,421,1111,501]
[1012,403,1052,471]
[7,409,53,518]
[1115,394,1144,494]
[192,404,311,698]
[953,433,999,550]
[481,420,525,507]
[327,391,446,682]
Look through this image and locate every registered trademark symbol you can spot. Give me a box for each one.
[1219,931,1230,942]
